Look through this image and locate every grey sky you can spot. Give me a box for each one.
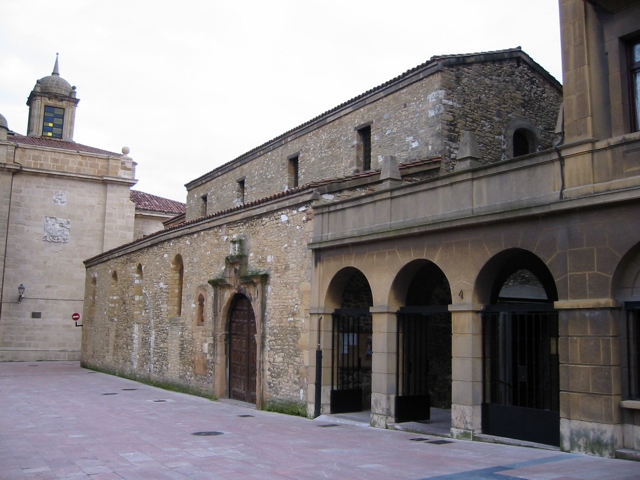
[0,0,562,202]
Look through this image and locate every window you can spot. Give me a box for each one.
[43,105,64,138]
[108,271,118,321]
[626,304,640,399]
[200,194,208,217]
[169,255,184,318]
[196,294,205,326]
[288,154,299,189]
[236,178,245,205]
[357,125,372,171]
[630,40,640,132]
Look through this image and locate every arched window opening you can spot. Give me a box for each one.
[108,271,118,321]
[513,128,532,157]
[134,264,143,321]
[169,255,184,318]
[196,293,205,326]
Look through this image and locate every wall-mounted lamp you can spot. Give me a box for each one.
[18,284,25,303]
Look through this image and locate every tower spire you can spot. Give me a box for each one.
[52,53,60,76]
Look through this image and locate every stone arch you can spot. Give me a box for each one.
[389,259,452,307]
[324,266,373,309]
[169,254,184,318]
[391,259,453,420]
[477,248,560,446]
[612,242,640,403]
[505,119,540,159]
[612,242,640,302]
[324,267,373,414]
[475,248,558,305]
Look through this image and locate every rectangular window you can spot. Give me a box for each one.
[43,105,64,138]
[630,40,640,132]
[357,125,372,171]
[288,155,299,189]
[627,306,640,399]
[236,178,245,205]
[200,194,207,217]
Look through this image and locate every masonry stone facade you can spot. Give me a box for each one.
[0,59,184,361]
[185,49,561,220]
[82,0,640,461]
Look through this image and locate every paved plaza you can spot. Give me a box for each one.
[0,362,638,479]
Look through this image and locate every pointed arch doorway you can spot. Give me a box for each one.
[229,295,257,403]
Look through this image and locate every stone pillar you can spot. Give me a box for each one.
[556,301,622,457]
[370,305,397,428]
[308,307,333,416]
[450,305,483,439]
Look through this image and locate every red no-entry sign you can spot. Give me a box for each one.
[72,313,80,321]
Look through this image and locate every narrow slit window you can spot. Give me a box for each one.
[630,40,640,132]
[236,179,245,205]
[358,126,372,171]
[288,155,299,189]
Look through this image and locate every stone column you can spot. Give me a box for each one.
[556,301,622,457]
[370,305,397,428]
[308,307,333,416]
[450,304,483,439]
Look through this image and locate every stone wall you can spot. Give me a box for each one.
[0,140,136,361]
[185,51,562,221]
[82,192,315,407]
[441,58,562,168]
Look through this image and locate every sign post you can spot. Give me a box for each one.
[72,312,82,327]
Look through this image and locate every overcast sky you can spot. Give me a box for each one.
[1,1,563,202]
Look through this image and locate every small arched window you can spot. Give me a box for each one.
[134,264,143,322]
[169,255,184,318]
[513,129,532,157]
[506,120,540,159]
[196,294,205,326]
[108,270,118,321]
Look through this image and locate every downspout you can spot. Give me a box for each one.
[554,103,566,200]
[0,145,22,318]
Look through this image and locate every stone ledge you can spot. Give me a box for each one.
[554,298,619,309]
[620,400,640,410]
[615,448,640,462]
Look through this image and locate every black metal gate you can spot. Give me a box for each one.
[482,304,559,446]
[395,306,449,423]
[330,309,372,413]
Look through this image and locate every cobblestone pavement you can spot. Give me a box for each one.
[1,362,638,479]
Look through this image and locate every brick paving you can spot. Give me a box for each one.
[0,362,638,479]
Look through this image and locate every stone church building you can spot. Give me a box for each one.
[81,0,640,459]
[0,57,184,362]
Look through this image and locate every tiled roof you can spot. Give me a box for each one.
[86,157,442,264]
[8,133,121,156]
[130,190,186,215]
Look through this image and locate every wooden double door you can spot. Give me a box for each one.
[229,296,257,403]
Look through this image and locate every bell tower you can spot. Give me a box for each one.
[26,54,79,141]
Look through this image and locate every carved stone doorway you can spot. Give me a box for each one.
[229,295,257,403]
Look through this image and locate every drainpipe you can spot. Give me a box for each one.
[554,103,566,200]
[314,316,323,418]
[0,145,22,318]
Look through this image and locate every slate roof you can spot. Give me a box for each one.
[8,132,121,156]
[130,190,186,215]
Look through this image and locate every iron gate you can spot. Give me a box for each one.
[482,304,559,446]
[330,309,372,413]
[395,306,449,422]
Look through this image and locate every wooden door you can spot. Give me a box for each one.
[229,296,257,403]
